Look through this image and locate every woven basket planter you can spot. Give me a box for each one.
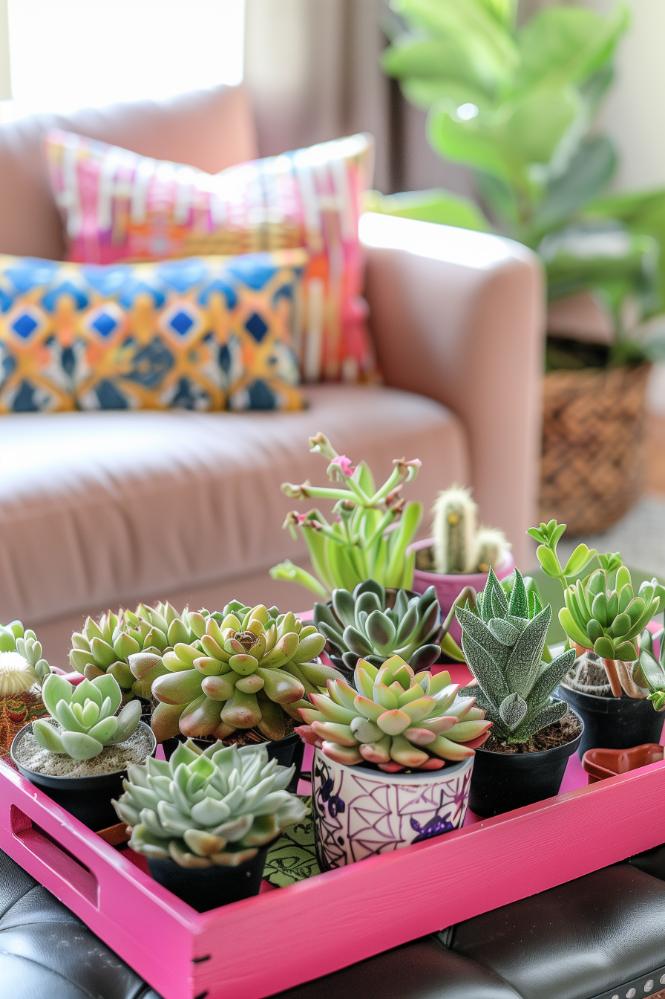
[0,691,46,760]
[540,363,651,536]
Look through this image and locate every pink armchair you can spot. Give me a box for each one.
[0,85,543,659]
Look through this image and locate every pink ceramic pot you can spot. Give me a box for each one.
[410,539,515,644]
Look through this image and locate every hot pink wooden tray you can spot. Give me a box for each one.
[2,665,665,998]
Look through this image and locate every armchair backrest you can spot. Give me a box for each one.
[0,85,256,259]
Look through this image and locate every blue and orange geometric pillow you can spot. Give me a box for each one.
[0,252,306,413]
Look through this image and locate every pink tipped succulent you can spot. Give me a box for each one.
[299,655,490,772]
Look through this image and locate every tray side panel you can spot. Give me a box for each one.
[195,761,665,998]
[0,764,197,999]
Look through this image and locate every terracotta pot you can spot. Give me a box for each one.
[582,743,664,784]
[311,747,473,869]
[410,540,515,644]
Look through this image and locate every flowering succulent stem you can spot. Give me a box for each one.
[272,433,423,597]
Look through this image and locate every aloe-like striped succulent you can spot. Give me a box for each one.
[151,603,337,743]
[299,654,490,772]
[32,673,142,761]
[457,569,576,744]
[313,580,443,677]
[113,739,306,868]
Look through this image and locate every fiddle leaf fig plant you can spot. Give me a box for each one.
[270,433,423,598]
[381,0,665,362]
[457,569,576,744]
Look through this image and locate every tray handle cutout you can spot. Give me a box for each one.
[10,805,100,908]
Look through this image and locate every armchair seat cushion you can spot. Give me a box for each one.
[0,384,467,629]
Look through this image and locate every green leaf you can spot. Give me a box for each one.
[364,189,489,232]
[536,545,561,579]
[514,4,629,95]
[393,0,518,81]
[500,85,581,167]
[507,570,528,618]
[382,35,496,101]
[428,106,515,185]
[530,135,617,241]
[562,543,596,579]
[498,692,528,732]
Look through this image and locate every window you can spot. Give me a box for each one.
[5,0,245,112]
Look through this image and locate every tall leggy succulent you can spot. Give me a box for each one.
[559,556,665,698]
[271,432,423,598]
[313,581,444,677]
[151,603,337,743]
[457,569,576,744]
[69,603,207,698]
[32,673,142,761]
[113,740,306,868]
[299,654,490,772]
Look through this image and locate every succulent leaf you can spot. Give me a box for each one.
[32,673,142,761]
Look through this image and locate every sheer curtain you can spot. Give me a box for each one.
[244,0,468,195]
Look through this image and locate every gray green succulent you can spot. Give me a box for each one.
[151,602,337,743]
[113,739,306,868]
[32,673,142,761]
[313,580,445,676]
[457,569,576,744]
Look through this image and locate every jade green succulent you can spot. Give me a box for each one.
[151,603,337,743]
[299,654,490,772]
[313,580,447,677]
[0,621,50,695]
[32,673,142,761]
[634,621,665,711]
[113,739,306,868]
[457,569,576,744]
[559,556,665,698]
[69,603,207,698]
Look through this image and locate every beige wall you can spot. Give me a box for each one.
[0,0,10,101]
[590,0,665,191]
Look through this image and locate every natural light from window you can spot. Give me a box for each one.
[6,0,245,112]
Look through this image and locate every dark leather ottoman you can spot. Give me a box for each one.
[2,846,665,999]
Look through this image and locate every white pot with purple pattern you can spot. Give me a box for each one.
[311,748,474,869]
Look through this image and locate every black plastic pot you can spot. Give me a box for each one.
[10,722,156,830]
[161,730,304,791]
[469,711,584,817]
[557,683,664,755]
[148,844,271,912]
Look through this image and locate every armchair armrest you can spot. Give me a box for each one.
[360,213,544,565]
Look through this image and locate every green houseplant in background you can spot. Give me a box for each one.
[380,0,665,535]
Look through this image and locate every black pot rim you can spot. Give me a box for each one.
[560,681,657,714]
[474,706,584,765]
[10,720,156,790]
[147,836,278,876]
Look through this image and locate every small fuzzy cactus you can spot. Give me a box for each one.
[151,603,336,743]
[32,673,142,761]
[432,486,510,575]
[113,740,306,868]
[299,655,491,772]
[0,621,50,696]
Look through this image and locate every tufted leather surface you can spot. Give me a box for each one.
[2,844,665,999]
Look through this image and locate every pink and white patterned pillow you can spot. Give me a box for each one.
[45,129,376,383]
